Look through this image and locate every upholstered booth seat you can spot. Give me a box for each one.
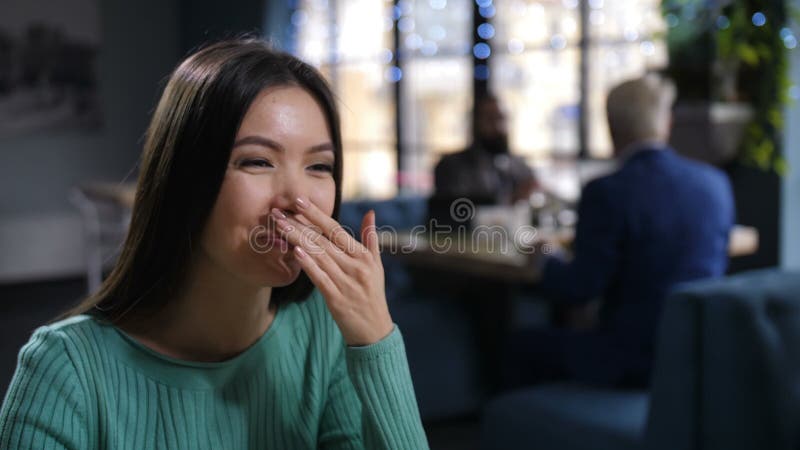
[481,269,800,450]
[483,385,647,450]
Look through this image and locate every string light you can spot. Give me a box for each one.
[398,17,415,33]
[477,23,495,39]
[479,5,496,18]
[666,13,679,28]
[550,34,567,50]
[473,42,491,59]
[751,12,766,27]
[385,66,403,83]
[780,27,797,50]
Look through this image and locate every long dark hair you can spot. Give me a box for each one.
[60,38,343,325]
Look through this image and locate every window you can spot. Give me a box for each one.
[296,0,397,199]
[492,1,582,159]
[293,0,666,198]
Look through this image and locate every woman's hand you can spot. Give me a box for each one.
[270,198,394,346]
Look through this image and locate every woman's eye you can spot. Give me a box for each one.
[240,159,273,168]
[309,163,334,173]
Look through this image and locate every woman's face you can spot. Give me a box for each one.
[199,86,336,288]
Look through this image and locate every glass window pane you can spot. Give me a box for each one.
[297,0,396,199]
[493,1,581,160]
[400,0,472,57]
[492,49,581,159]
[296,0,334,67]
[586,0,667,157]
[588,0,666,40]
[337,0,393,61]
[399,0,472,194]
[337,62,396,199]
[343,146,397,199]
[494,0,581,50]
[401,57,472,193]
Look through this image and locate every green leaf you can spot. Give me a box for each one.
[774,156,789,176]
[737,44,760,66]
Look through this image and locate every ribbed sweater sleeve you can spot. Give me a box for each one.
[0,327,90,450]
[318,326,428,450]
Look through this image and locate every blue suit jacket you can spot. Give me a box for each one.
[540,146,734,384]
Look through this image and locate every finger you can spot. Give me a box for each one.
[272,210,359,280]
[360,210,380,260]
[293,246,341,299]
[271,209,323,248]
[271,210,340,257]
[296,197,363,254]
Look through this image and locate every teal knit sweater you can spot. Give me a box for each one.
[0,290,429,449]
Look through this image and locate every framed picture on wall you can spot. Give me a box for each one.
[0,0,102,138]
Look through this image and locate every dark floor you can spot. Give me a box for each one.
[0,277,479,449]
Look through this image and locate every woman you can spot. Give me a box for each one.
[0,39,428,449]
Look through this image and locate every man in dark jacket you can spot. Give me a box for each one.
[507,75,735,388]
[432,93,537,214]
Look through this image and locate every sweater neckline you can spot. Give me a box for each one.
[98,306,290,390]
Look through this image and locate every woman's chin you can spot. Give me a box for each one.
[262,259,302,287]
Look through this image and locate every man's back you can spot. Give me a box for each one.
[540,146,734,382]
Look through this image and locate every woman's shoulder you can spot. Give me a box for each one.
[18,315,110,370]
[8,316,98,397]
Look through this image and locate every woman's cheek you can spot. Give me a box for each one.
[310,179,336,216]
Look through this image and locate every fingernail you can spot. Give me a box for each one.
[294,246,306,258]
[271,208,287,219]
[275,218,293,232]
[296,197,308,209]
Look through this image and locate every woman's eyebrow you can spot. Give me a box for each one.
[232,135,334,154]
[308,143,335,154]
[232,135,283,151]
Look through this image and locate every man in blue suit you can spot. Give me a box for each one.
[506,75,735,388]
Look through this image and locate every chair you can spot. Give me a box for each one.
[70,183,135,293]
[480,269,800,450]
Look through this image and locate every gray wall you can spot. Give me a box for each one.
[179,0,267,55]
[0,0,289,282]
[0,0,180,215]
[0,0,180,281]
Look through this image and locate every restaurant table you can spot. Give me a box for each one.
[379,225,759,283]
[379,225,759,394]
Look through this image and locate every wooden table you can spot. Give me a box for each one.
[379,225,759,283]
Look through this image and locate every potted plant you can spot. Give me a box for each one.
[662,0,794,171]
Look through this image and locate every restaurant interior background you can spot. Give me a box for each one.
[0,0,799,447]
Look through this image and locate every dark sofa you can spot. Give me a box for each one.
[480,269,800,450]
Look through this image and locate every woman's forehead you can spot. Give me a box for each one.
[236,87,331,142]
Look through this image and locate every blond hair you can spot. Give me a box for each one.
[606,74,676,151]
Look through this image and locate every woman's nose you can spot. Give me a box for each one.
[270,175,304,215]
